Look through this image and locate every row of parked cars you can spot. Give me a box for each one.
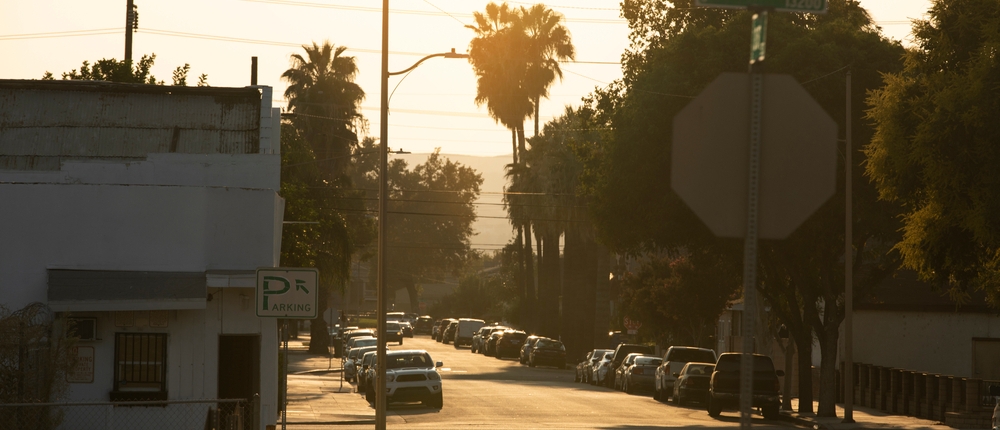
[427,318,570,368]
[573,343,784,419]
[333,324,445,409]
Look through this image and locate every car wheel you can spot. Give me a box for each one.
[528,359,535,368]
[653,385,661,401]
[626,380,635,395]
[674,392,682,406]
[399,340,404,345]
[708,397,721,417]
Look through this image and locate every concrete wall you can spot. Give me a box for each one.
[853,310,1000,378]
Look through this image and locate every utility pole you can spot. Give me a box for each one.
[125,0,137,64]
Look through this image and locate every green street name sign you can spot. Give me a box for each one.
[750,11,768,64]
[256,268,318,318]
[696,0,828,14]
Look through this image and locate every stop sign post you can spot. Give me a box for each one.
[674,4,834,427]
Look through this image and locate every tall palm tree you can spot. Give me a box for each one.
[281,41,365,177]
[518,4,575,137]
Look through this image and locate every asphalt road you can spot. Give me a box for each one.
[333,336,806,429]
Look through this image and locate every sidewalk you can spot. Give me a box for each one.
[780,398,957,430]
[280,335,376,426]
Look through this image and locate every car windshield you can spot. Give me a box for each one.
[536,339,565,350]
[355,338,377,347]
[716,355,776,373]
[386,352,434,369]
[684,364,714,375]
[668,349,716,363]
[387,322,400,330]
[635,357,661,366]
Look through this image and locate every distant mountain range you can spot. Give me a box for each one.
[394,153,514,254]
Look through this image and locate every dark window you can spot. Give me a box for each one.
[667,349,716,363]
[112,333,167,400]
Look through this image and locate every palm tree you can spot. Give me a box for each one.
[518,4,575,137]
[281,41,365,177]
[469,3,574,333]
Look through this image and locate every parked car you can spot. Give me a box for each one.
[495,330,529,360]
[529,338,567,368]
[623,355,662,394]
[576,351,595,382]
[442,320,460,344]
[519,335,544,364]
[454,318,486,347]
[414,316,435,335]
[578,349,612,384]
[385,321,404,345]
[483,330,504,356]
[365,349,444,409]
[400,321,414,338]
[671,362,715,405]
[435,319,456,342]
[606,344,654,388]
[475,326,507,354]
[357,350,378,392]
[614,353,644,391]
[345,336,377,359]
[654,346,718,401]
[592,351,614,386]
[341,328,376,353]
[345,345,376,383]
[707,353,783,419]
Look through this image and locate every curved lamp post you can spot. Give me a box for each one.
[378,3,469,427]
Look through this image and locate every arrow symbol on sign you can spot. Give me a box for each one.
[295,279,309,294]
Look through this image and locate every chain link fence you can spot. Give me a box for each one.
[0,397,258,430]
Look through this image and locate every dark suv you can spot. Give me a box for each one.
[707,353,783,419]
[605,343,654,388]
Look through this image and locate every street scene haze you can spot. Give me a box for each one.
[5,0,1000,430]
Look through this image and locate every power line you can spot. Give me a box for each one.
[0,28,120,41]
[240,0,628,24]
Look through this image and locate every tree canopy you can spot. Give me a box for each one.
[350,140,484,312]
[43,53,208,86]
[865,0,1000,307]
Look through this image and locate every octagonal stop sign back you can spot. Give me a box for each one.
[671,73,837,239]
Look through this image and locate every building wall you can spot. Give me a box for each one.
[0,82,282,429]
[854,310,1000,378]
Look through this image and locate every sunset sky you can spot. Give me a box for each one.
[2,0,931,156]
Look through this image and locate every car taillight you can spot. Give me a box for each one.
[634,368,644,375]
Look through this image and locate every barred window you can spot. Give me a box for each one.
[113,333,167,398]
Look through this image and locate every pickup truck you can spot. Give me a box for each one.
[707,352,783,420]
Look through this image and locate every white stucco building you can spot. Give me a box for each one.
[0,80,283,429]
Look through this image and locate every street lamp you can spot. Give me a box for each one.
[378,3,469,428]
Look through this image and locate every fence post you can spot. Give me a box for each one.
[966,378,981,412]
[913,373,926,417]
[953,377,965,413]
[939,376,952,416]
[901,370,912,415]
[925,374,939,420]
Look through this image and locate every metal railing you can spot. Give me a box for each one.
[0,397,257,430]
[980,380,1000,408]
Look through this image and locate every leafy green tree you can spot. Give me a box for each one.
[280,123,373,354]
[865,0,1000,307]
[43,54,208,86]
[47,54,161,84]
[618,252,739,348]
[350,141,483,312]
[281,41,365,178]
[428,253,516,322]
[584,0,904,415]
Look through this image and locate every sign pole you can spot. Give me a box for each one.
[740,9,767,429]
[843,70,855,424]
[282,319,288,430]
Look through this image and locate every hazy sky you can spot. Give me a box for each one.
[2,0,932,157]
